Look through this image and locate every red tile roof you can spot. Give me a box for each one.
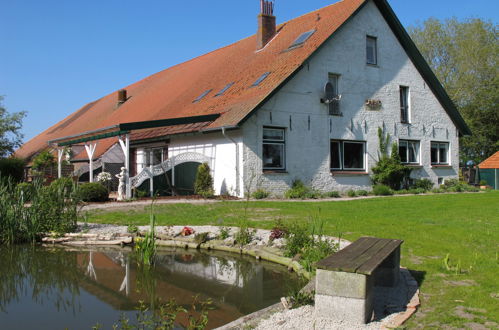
[16,0,366,160]
[479,151,499,169]
[15,0,470,162]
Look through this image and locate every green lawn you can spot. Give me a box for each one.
[86,191,499,328]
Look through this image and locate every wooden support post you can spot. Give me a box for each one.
[57,148,64,179]
[85,143,97,183]
[149,165,154,197]
[119,135,131,199]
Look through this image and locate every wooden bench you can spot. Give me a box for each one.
[314,237,403,324]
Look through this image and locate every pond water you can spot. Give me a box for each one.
[0,245,302,329]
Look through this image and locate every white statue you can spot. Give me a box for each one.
[116,167,127,201]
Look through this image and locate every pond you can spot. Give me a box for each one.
[0,245,302,329]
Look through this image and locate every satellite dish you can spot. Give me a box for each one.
[321,82,340,104]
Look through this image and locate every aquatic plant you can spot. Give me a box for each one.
[0,177,80,245]
[135,200,156,266]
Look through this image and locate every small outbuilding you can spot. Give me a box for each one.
[479,151,499,189]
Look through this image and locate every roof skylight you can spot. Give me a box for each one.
[215,82,235,97]
[288,29,316,49]
[252,72,271,87]
[193,89,213,103]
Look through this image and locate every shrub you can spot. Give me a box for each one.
[194,163,214,198]
[325,191,341,198]
[304,189,322,199]
[408,188,426,195]
[441,179,479,193]
[479,180,488,186]
[285,180,310,199]
[372,184,393,196]
[235,225,256,246]
[218,226,231,240]
[252,188,270,199]
[371,128,411,190]
[31,150,55,171]
[394,189,410,195]
[0,157,25,183]
[79,182,109,202]
[347,190,357,197]
[50,177,75,198]
[127,224,139,234]
[412,178,434,191]
[357,190,369,197]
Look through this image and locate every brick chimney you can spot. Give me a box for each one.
[257,0,276,50]
[116,89,127,108]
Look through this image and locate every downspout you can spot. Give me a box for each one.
[222,127,240,197]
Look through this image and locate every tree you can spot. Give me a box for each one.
[194,163,214,198]
[408,18,498,164]
[0,96,26,158]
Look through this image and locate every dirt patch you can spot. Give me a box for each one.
[454,306,487,321]
[444,279,477,287]
[409,255,424,265]
[463,322,488,330]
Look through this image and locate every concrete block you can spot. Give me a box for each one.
[315,293,374,324]
[316,269,373,299]
[374,247,401,287]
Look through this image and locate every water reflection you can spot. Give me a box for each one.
[0,245,301,329]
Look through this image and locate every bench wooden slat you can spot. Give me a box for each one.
[339,239,390,274]
[316,237,403,275]
[316,237,376,271]
[356,239,403,274]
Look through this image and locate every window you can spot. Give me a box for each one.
[145,147,167,167]
[215,82,234,97]
[431,142,449,165]
[263,127,285,170]
[328,73,341,116]
[400,86,410,123]
[330,140,366,171]
[193,89,212,103]
[399,140,420,164]
[288,30,316,49]
[252,72,271,87]
[366,36,377,65]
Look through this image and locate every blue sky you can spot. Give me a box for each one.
[1,0,497,142]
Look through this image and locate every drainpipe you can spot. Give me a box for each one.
[222,127,240,197]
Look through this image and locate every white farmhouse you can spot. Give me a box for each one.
[16,0,471,198]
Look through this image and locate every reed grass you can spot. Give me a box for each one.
[0,177,80,245]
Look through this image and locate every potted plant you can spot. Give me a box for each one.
[479,180,489,190]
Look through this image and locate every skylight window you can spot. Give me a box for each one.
[193,89,212,103]
[252,72,271,87]
[288,30,316,49]
[215,82,234,97]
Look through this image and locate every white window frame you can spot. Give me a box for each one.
[328,73,341,116]
[263,127,286,170]
[431,142,450,165]
[399,140,420,165]
[330,140,366,171]
[366,35,378,65]
[145,147,166,167]
[400,86,410,123]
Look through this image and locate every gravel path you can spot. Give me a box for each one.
[254,269,416,330]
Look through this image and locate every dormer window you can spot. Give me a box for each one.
[288,30,316,49]
[366,36,377,65]
[193,89,212,103]
[252,72,271,87]
[215,82,235,97]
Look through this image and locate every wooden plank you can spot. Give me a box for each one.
[357,239,403,275]
[316,237,377,271]
[338,239,389,273]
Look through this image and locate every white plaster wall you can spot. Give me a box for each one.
[242,0,460,196]
[168,132,244,197]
